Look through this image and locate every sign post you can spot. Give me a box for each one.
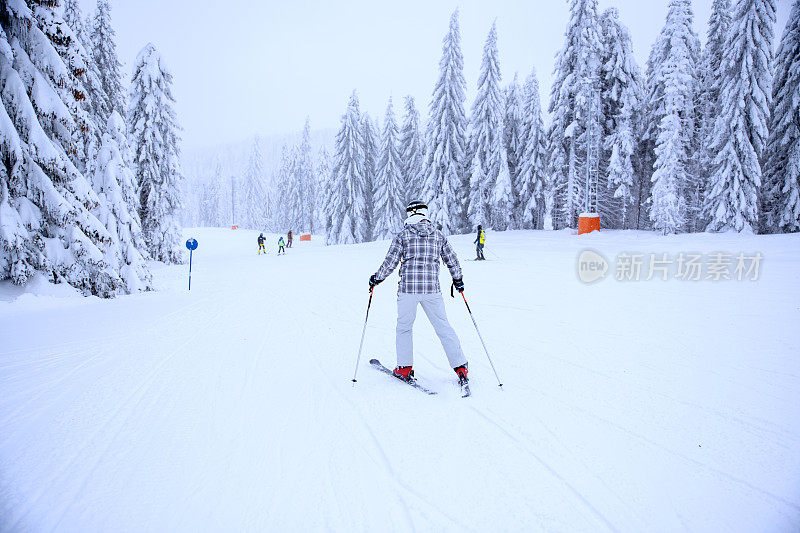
[186,238,198,290]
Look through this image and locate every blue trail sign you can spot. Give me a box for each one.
[186,239,198,290]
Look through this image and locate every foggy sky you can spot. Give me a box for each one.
[81,0,793,150]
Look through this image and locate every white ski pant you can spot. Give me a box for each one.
[396,292,467,369]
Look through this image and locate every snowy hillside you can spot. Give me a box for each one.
[1,228,799,531]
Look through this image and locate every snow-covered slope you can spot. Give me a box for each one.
[1,228,799,531]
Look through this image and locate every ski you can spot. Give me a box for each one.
[369,359,437,395]
[459,378,471,398]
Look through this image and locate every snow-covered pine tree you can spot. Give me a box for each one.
[282,121,314,234]
[421,9,468,233]
[128,43,183,263]
[698,0,731,214]
[503,73,523,227]
[261,165,276,232]
[600,8,644,229]
[490,134,512,230]
[63,0,87,46]
[211,159,232,226]
[284,146,303,233]
[547,0,602,229]
[274,136,290,230]
[315,146,332,236]
[28,4,82,162]
[178,176,199,228]
[646,0,700,234]
[638,45,663,231]
[628,112,652,230]
[516,69,548,229]
[241,136,268,230]
[398,95,424,204]
[298,118,315,232]
[62,0,104,174]
[90,0,124,122]
[92,111,152,292]
[362,113,378,241]
[373,97,404,239]
[762,0,800,233]
[271,145,290,229]
[199,180,220,227]
[704,0,775,233]
[83,13,92,50]
[194,157,217,227]
[32,0,96,177]
[0,1,126,295]
[467,23,510,231]
[328,91,367,244]
[231,174,242,228]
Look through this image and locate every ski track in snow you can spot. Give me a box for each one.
[466,405,620,531]
[26,297,232,530]
[52,300,237,530]
[1,228,799,531]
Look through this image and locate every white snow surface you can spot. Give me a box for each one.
[1,228,799,531]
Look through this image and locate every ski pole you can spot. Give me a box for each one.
[460,292,503,388]
[351,286,374,383]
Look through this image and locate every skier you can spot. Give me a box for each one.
[369,199,469,386]
[474,225,486,260]
[257,233,266,255]
[287,230,293,248]
[277,236,286,255]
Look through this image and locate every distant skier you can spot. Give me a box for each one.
[474,225,486,260]
[277,236,286,255]
[257,233,266,255]
[287,230,293,248]
[369,199,469,386]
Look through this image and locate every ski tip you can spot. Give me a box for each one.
[368,358,380,365]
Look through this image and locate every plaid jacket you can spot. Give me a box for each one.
[374,218,462,294]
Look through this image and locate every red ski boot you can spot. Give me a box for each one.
[393,365,414,381]
[454,364,471,397]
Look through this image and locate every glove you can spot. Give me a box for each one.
[452,278,464,292]
[369,275,382,288]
